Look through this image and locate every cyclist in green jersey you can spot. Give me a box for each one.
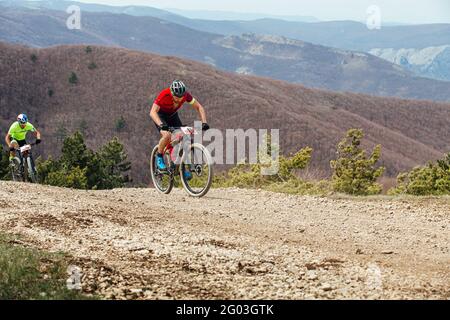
[5,114,42,164]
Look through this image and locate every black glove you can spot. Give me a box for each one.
[35,139,41,145]
[158,124,169,132]
[202,123,210,131]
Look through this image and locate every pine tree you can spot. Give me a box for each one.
[37,133,131,190]
[330,129,385,195]
[61,131,90,170]
[97,137,131,189]
[114,116,126,132]
[68,72,78,84]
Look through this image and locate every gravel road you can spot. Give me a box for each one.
[0,181,448,299]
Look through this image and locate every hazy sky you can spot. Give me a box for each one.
[76,0,450,24]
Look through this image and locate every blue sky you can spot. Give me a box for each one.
[76,0,450,24]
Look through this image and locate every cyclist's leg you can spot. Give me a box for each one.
[9,140,23,161]
[155,112,183,154]
[164,112,183,160]
[17,140,26,147]
[154,112,170,154]
[16,140,26,166]
[166,114,192,180]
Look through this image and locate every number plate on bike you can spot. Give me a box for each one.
[20,145,31,152]
[180,127,198,135]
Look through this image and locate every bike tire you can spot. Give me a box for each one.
[180,143,213,198]
[10,158,22,182]
[27,156,38,183]
[150,145,174,194]
[10,166,18,182]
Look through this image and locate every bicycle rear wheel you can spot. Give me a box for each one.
[150,145,173,194]
[180,143,213,197]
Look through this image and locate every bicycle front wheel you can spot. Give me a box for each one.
[150,145,173,194]
[180,143,213,197]
[26,156,38,183]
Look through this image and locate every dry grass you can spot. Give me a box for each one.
[379,176,398,194]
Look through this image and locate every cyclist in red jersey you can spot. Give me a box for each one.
[150,80,209,172]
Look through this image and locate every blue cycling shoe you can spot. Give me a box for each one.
[183,170,193,181]
[155,154,167,171]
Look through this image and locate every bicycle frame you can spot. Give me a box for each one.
[11,143,37,182]
[163,127,197,166]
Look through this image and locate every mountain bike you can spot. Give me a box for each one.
[150,126,213,197]
[10,143,38,183]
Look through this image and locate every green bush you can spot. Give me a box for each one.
[389,152,450,195]
[48,88,54,97]
[37,132,130,190]
[330,129,385,195]
[88,62,97,70]
[85,46,93,53]
[34,156,58,182]
[213,135,331,195]
[46,167,88,190]
[68,72,78,85]
[0,145,10,180]
[215,145,312,187]
[30,53,38,63]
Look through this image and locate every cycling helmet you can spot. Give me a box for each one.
[170,80,186,98]
[17,114,28,124]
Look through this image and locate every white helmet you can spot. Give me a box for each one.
[17,114,28,124]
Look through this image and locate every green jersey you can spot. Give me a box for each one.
[8,121,36,141]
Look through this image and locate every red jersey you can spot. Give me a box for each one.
[153,88,196,115]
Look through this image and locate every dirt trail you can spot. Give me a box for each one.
[0,181,448,299]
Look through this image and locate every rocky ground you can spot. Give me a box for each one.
[0,181,448,299]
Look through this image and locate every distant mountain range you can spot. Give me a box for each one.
[2,0,450,82]
[0,0,178,17]
[164,8,320,22]
[2,6,450,101]
[2,0,450,51]
[1,43,449,183]
[370,46,450,81]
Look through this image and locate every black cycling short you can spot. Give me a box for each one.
[154,112,183,132]
[12,139,27,147]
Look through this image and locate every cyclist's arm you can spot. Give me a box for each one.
[5,133,12,147]
[191,100,207,123]
[150,103,164,126]
[33,129,41,140]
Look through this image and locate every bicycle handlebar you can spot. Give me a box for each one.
[168,126,197,133]
[168,126,186,132]
[11,142,37,151]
